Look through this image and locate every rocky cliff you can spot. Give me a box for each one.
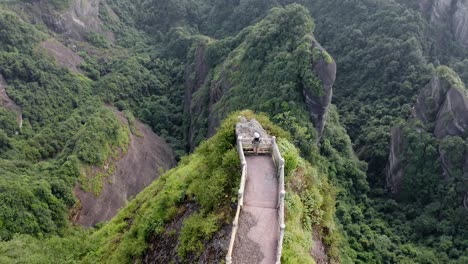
[386,66,468,202]
[74,111,176,226]
[31,0,106,41]
[184,43,210,151]
[413,66,468,138]
[183,8,336,150]
[303,40,336,140]
[385,126,406,193]
[420,0,468,46]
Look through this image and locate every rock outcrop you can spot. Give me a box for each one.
[39,39,84,73]
[35,0,105,41]
[413,76,452,124]
[454,0,468,46]
[420,0,468,46]
[386,66,468,198]
[74,113,176,226]
[412,67,468,138]
[303,40,336,140]
[235,117,270,140]
[183,7,335,150]
[434,87,468,138]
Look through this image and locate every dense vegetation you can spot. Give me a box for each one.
[0,111,338,263]
[0,8,132,240]
[0,0,467,263]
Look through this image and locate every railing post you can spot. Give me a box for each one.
[226,134,249,263]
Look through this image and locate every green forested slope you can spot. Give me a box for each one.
[0,111,338,264]
[0,0,467,263]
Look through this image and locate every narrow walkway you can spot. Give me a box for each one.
[232,155,279,264]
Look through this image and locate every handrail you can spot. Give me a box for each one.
[239,137,272,154]
[271,136,286,264]
[226,136,248,264]
[226,134,285,264]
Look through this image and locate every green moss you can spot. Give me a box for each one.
[177,213,218,259]
[436,66,466,91]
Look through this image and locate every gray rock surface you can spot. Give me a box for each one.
[37,0,105,40]
[39,39,84,73]
[421,0,468,46]
[434,87,468,138]
[414,77,451,124]
[74,115,175,226]
[387,69,468,198]
[385,126,406,193]
[303,40,336,140]
[235,117,270,140]
[454,0,468,46]
[413,73,468,138]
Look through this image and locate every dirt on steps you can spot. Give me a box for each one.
[73,114,176,226]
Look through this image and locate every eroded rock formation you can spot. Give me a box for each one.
[434,87,468,138]
[39,39,84,73]
[74,112,176,226]
[386,67,468,200]
[420,0,468,46]
[33,0,107,41]
[303,40,336,140]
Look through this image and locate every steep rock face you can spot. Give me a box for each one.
[39,39,84,73]
[184,44,210,151]
[421,0,468,46]
[453,0,468,46]
[414,76,451,124]
[184,6,334,151]
[434,87,468,138]
[386,67,468,196]
[38,0,104,40]
[385,126,406,193]
[429,0,453,23]
[74,113,176,226]
[303,40,336,140]
[207,64,232,137]
[412,70,468,138]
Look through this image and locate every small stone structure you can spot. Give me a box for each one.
[226,117,286,264]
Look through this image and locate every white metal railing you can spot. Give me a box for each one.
[226,136,248,264]
[226,135,286,264]
[271,136,286,264]
[239,137,273,154]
